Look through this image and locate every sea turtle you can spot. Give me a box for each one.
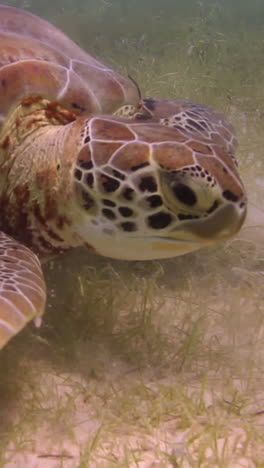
[0,5,247,349]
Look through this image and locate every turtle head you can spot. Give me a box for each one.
[72,112,247,260]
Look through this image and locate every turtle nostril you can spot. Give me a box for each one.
[172,182,197,206]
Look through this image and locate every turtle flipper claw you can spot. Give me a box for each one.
[0,232,46,349]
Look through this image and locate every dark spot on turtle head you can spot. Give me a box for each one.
[122,187,134,201]
[186,118,205,132]
[185,124,197,132]
[101,175,120,193]
[81,190,94,210]
[102,208,116,220]
[103,199,116,207]
[131,161,150,172]
[139,176,157,193]
[148,212,172,229]
[112,169,125,180]
[85,173,94,188]
[119,206,134,217]
[146,194,163,208]
[186,111,200,119]
[121,221,137,232]
[199,120,210,130]
[80,160,93,170]
[172,183,197,206]
[74,169,82,181]
[1,79,7,88]
[84,135,91,144]
[223,190,238,202]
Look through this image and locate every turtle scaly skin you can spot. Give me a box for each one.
[0,5,247,349]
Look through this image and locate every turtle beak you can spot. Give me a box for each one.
[169,201,247,244]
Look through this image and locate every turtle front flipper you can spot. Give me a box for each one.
[0,232,46,349]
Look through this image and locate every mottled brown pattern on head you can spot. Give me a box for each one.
[187,140,213,155]
[91,141,123,166]
[112,142,150,171]
[212,145,240,173]
[196,154,244,200]
[210,132,230,149]
[131,123,188,143]
[142,98,188,117]
[153,143,194,170]
[91,118,135,141]
[217,125,234,143]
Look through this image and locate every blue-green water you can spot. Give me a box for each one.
[0,1,263,466]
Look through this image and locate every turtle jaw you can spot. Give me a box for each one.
[167,201,247,244]
[75,201,247,261]
[85,235,201,260]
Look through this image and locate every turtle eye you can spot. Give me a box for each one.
[171,182,197,206]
